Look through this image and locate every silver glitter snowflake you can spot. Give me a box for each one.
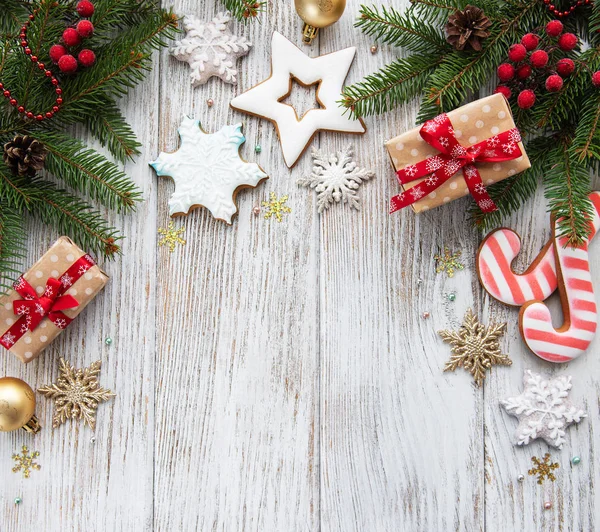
[170,13,251,87]
[297,145,374,212]
[501,370,586,448]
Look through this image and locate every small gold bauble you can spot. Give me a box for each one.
[0,377,40,433]
[295,0,347,44]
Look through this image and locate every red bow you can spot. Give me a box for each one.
[389,113,523,214]
[12,278,79,332]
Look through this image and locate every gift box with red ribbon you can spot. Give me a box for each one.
[385,93,531,214]
[0,237,108,363]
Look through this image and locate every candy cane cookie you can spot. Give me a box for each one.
[519,216,598,363]
[477,191,600,306]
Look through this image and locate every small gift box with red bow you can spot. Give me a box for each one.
[385,93,531,214]
[0,237,108,363]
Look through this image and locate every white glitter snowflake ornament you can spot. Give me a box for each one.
[170,13,251,87]
[297,145,374,212]
[501,370,587,448]
[150,117,268,223]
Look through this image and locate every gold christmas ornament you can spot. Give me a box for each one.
[438,308,512,387]
[0,377,40,433]
[294,0,347,44]
[38,358,115,430]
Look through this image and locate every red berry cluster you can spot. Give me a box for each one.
[0,7,63,121]
[495,21,579,109]
[49,0,96,74]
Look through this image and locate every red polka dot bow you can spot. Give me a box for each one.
[389,113,523,214]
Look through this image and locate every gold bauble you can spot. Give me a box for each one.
[0,377,40,433]
[294,0,347,44]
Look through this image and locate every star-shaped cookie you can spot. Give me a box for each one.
[149,117,268,223]
[170,13,251,86]
[501,370,586,448]
[230,32,366,168]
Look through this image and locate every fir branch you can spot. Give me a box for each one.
[35,130,141,212]
[341,54,443,117]
[221,0,265,21]
[0,199,26,293]
[571,91,600,161]
[356,5,449,53]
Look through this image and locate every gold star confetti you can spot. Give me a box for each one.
[434,247,464,278]
[38,358,115,430]
[262,192,291,222]
[529,453,559,484]
[158,221,186,253]
[438,308,511,387]
[12,446,40,479]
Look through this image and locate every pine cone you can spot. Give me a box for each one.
[445,5,491,52]
[3,135,48,177]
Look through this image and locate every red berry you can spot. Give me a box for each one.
[593,71,600,88]
[76,20,94,38]
[545,74,563,92]
[62,27,81,47]
[508,43,527,63]
[545,20,564,37]
[530,50,549,68]
[556,58,575,77]
[497,63,515,81]
[494,85,512,99]
[49,44,67,63]
[558,33,578,51]
[521,33,539,51]
[78,49,96,68]
[517,64,532,79]
[517,89,536,109]
[76,0,95,17]
[58,54,78,74]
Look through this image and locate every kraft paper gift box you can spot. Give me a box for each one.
[385,93,531,213]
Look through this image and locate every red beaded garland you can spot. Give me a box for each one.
[0,7,63,121]
[543,0,592,17]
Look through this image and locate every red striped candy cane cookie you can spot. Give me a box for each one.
[519,216,598,363]
[477,191,600,306]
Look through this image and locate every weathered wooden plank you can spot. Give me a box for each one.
[153,2,319,530]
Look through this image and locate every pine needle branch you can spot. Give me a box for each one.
[0,199,26,293]
[221,0,265,21]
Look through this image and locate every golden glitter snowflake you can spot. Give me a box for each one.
[262,192,291,222]
[529,453,559,484]
[38,358,115,430]
[434,247,464,278]
[158,221,186,252]
[438,308,512,387]
[12,445,40,479]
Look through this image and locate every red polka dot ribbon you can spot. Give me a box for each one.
[0,254,95,350]
[389,113,523,214]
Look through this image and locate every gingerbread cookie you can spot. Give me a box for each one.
[149,117,268,224]
[170,13,251,87]
[476,191,600,362]
[230,31,366,168]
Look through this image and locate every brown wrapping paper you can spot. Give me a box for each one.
[0,237,108,363]
[385,93,531,213]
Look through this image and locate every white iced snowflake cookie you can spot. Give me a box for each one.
[170,13,251,87]
[297,145,374,212]
[501,370,586,448]
[149,117,268,223]
[230,32,366,168]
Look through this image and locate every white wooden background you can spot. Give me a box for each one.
[1,0,599,530]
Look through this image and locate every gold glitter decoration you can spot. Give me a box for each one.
[158,222,186,253]
[262,192,291,222]
[12,446,40,479]
[434,247,464,277]
[438,308,511,387]
[529,453,559,484]
[38,358,115,430]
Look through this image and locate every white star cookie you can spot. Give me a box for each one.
[501,370,586,448]
[149,117,267,223]
[230,32,366,168]
[170,13,251,87]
